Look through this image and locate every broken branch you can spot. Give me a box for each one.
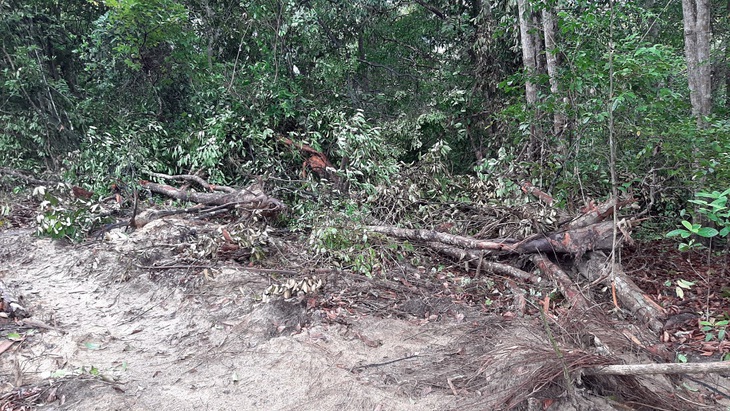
[586,361,730,376]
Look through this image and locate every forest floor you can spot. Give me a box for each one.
[0,199,729,410]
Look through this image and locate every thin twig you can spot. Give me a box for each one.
[350,354,420,372]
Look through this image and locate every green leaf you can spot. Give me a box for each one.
[676,279,695,289]
[695,191,714,198]
[681,220,693,231]
[696,227,719,238]
[666,229,688,238]
[675,286,684,299]
[709,197,727,208]
[6,332,22,341]
[676,353,687,363]
[50,369,68,378]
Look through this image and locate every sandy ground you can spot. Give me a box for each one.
[1,222,728,411]
[0,227,465,410]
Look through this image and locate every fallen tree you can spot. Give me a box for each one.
[365,197,666,332]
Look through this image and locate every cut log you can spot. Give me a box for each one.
[577,252,665,332]
[512,220,625,255]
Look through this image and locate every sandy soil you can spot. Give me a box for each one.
[1,221,728,411]
[0,225,468,410]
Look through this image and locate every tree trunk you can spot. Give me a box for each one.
[517,0,538,105]
[517,0,540,158]
[726,0,730,109]
[682,0,712,127]
[541,7,566,147]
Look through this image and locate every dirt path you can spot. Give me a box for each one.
[0,228,462,410]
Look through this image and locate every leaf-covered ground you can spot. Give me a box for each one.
[624,241,730,361]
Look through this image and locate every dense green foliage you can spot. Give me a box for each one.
[2,0,729,232]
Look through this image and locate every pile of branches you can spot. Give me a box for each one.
[366,195,666,331]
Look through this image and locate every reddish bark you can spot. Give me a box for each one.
[521,182,554,206]
[278,136,334,178]
[71,186,94,200]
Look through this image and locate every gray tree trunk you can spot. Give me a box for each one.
[542,7,565,143]
[682,0,712,127]
[517,0,540,158]
[518,0,538,105]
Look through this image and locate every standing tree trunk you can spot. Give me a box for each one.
[542,7,565,143]
[726,0,730,109]
[682,0,712,127]
[517,0,540,159]
[682,0,712,232]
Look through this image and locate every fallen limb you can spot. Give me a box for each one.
[141,181,286,213]
[366,225,516,252]
[577,252,665,332]
[586,361,730,376]
[0,167,55,186]
[426,242,538,282]
[564,196,634,230]
[145,171,235,193]
[368,219,631,256]
[512,220,626,255]
[531,254,588,310]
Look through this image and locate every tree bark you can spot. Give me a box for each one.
[576,252,665,332]
[367,219,628,256]
[140,181,286,211]
[517,0,540,157]
[587,361,730,376]
[517,0,538,105]
[532,254,589,311]
[541,7,565,141]
[682,0,712,127]
[426,242,539,282]
[726,0,730,110]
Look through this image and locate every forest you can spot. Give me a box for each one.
[1,0,730,410]
[1,0,728,219]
